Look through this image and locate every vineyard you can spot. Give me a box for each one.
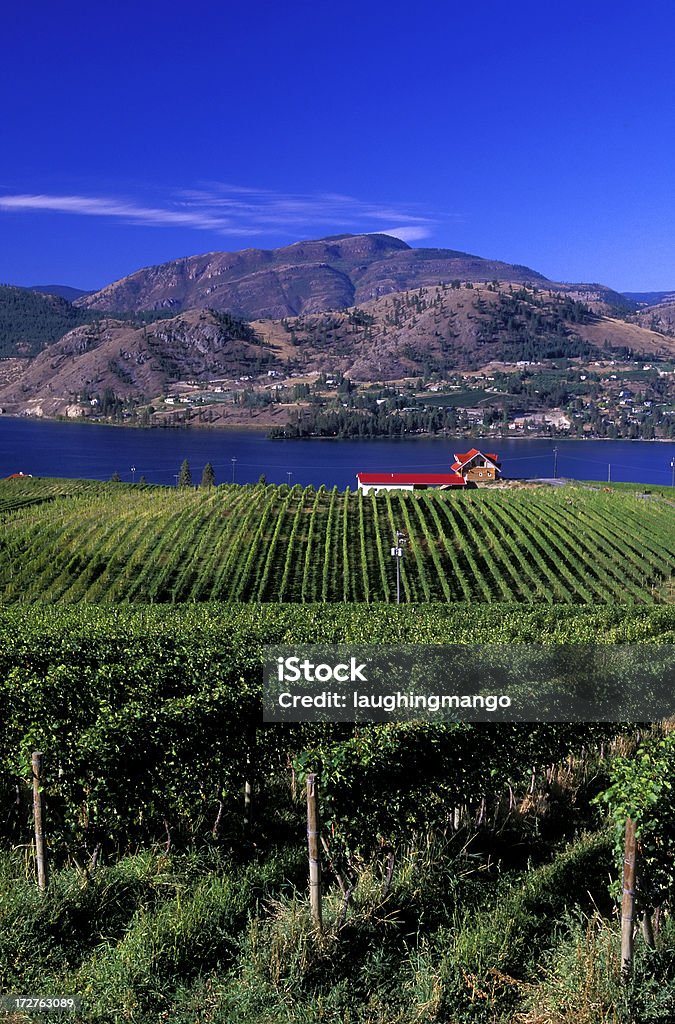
[2,476,675,1022]
[1,476,674,604]
[0,600,672,854]
[1,603,675,1023]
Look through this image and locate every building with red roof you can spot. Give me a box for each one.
[356,472,466,494]
[356,449,501,493]
[451,449,501,482]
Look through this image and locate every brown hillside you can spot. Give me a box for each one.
[2,282,670,420]
[636,302,675,337]
[255,283,673,379]
[76,234,553,317]
[0,310,280,417]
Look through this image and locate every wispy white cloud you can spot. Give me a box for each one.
[177,183,434,234]
[378,225,432,242]
[0,194,233,232]
[0,185,437,241]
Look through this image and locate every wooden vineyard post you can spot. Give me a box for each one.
[31,752,48,891]
[243,749,252,833]
[306,773,322,932]
[621,816,637,976]
[244,779,252,824]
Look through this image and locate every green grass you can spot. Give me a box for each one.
[415,389,496,407]
[2,830,672,1024]
[580,479,675,498]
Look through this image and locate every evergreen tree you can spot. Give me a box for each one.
[110,471,121,482]
[178,459,192,488]
[200,462,216,488]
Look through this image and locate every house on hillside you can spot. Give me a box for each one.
[451,449,501,482]
[356,472,466,495]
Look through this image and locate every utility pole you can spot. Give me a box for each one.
[671,458,675,488]
[390,530,406,604]
[131,465,136,484]
[231,456,237,483]
[553,446,558,480]
[608,464,612,483]
[287,471,293,488]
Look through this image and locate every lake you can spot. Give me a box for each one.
[3,417,675,489]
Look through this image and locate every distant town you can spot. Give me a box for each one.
[135,356,675,440]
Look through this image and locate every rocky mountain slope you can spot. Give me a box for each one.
[76,233,631,318]
[2,236,672,421]
[0,310,280,418]
[635,301,675,337]
[253,282,673,379]
[1,281,671,420]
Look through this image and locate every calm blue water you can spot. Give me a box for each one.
[3,417,675,489]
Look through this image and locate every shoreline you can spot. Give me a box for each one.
[1,412,673,443]
[0,412,272,434]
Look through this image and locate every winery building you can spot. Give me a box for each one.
[356,472,466,494]
[451,449,501,482]
[356,449,501,493]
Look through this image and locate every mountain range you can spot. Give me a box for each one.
[1,234,674,421]
[73,234,632,319]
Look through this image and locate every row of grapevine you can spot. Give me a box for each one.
[1,602,674,854]
[1,481,673,604]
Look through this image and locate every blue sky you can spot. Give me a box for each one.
[2,1,674,292]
